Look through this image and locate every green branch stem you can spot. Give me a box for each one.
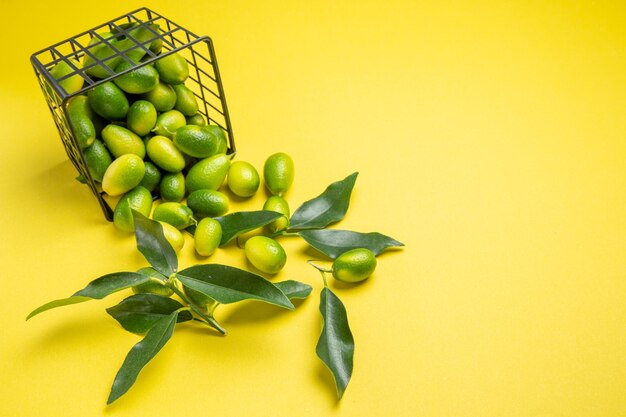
[166,278,227,335]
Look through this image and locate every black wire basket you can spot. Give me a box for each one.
[31,7,235,221]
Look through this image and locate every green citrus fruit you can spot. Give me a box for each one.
[185,153,231,193]
[172,83,199,116]
[158,221,185,253]
[263,195,290,233]
[227,161,260,197]
[141,81,176,112]
[113,186,153,233]
[154,52,189,84]
[194,217,222,257]
[332,248,377,283]
[113,61,159,94]
[66,96,96,149]
[127,100,157,136]
[146,135,185,173]
[263,152,294,196]
[83,139,112,182]
[152,110,186,139]
[138,161,162,192]
[173,125,220,158]
[152,202,194,229]
[49,58,84,95]
[244,236,287,274]
[87,81,129,120]
[186,189,229,218]
[132,267,174,296]
[185,113,206,126]
[101,124,145,158]
[102,154,145,196]
[160,172,186,202]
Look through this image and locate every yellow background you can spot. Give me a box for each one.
[1,1,625,416]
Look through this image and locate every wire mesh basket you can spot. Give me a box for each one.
[31,7,235,221]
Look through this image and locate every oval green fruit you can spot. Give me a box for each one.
[158,221,185,253]
[87,81,129,120]
[102,154,146,196]
[173,84,199,116]
[138,161,162,192]
[173,125,220,158]
[83,139,112,182]
[263,195,290,233]
[49,58,84,95]
[113,186,153,233]
[160,172,186,202]
[132,267,174,296]
[66,96,95,148]
[185,113,206,126]
[263,152,294,196]
[146,135,185,173]
[141,81,176,112]
[227,160,260,197]
[152,202,194,229]
[194,217,222,257]
[186,189,229,218]
[102,124,145,158]
[244,236,287,274]
[127,100,157,136]
[113,61,159,94]
[154,52,189,84]
[332,248,377,283]
[185,153,231,193]
[152,110,186,139]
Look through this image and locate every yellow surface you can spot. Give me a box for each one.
[1,1,626,416]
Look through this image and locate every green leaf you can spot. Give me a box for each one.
[106,294,192,334]
[214,210,283,246]
[132,210,178,276]
[26,272,150,320]
[288,172,358,231]
[107,310,178,404]
[177,264,294,310]
[298,229,404,259]
[274,280,313,300]
[316,287,354,399]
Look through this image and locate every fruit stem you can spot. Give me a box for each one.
[167,279,227,335]
[307,260,330,287]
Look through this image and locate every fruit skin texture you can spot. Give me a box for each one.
[263,152,294,196]
[102,124,145,158]
[141,81,176,112]
[153,110,186,139]
[113,61,159,94]
[160,172,186,202]
[83,139,112,182]
[155,52,189,84]
[102,154,146,196]
[152,202,194,229]
[66,96,96,149]
[185,154,231,193]
[186,113,206,126]
[227,161,260,197]
[88,81,129,120]
[244,236,287,274]
[173,125,220,158]
[49,58,84,95]
[263,195,290,233]
[146,135,185,173]
[113,186,153,233]
[194,217,222,257]
[127,100,157,136]
[173,84,199,116]
[187,189,230,218]
[138,161,162,192]
[332,248,377,283]
[132,267,174,296]
[158,221,185,253]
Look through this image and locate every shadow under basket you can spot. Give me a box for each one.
[31,7,235,221]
